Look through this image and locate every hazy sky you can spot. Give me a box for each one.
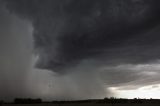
[1,0,160,101]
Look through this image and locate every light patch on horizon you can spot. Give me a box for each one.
[103,62,160,99]
[109,84,160,99]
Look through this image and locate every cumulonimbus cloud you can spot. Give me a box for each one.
[1,0,160,101]
[3,0,160,73]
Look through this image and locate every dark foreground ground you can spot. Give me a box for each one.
[1,99,160,106]
[2,103,160,106]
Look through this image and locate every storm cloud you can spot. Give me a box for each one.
[3,0,160,72]
[1,0,160,101]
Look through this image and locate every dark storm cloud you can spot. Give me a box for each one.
[1,0,160,100]
[3,0,160,72]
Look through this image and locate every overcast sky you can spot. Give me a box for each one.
[1,0,160,101]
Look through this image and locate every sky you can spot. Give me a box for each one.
[0,0,160,101]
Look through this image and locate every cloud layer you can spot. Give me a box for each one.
[1,0,160,101]
[4,0,160,72]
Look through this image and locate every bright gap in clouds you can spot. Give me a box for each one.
[109,84,160,99]
[106,62,160,99]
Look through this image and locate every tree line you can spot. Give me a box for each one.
[1,97,160,104]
